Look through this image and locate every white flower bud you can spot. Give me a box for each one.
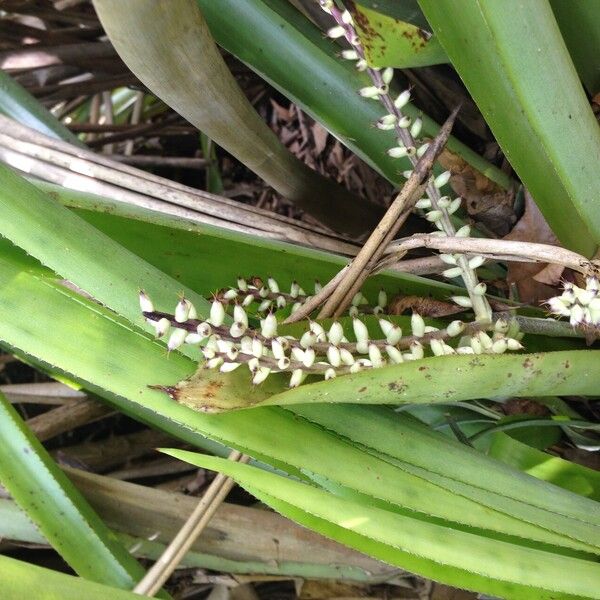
[451,295,473,308]
[291,302,302,314]
[324,368,337,380]
[229,321,247,338]
[290,281,300,298]
[289,369,306,388]
[328,321,344,345]
[258,299,272,313]
[443,267,463,279]
[300,330,317,349]
[359,85,384,99]
[411,313,425,337]
[241,294,253,307]
[570,303,584,326]
[492,338,508,354]
[446,320,464,337]
[416,143,430,158]
[439,254,457,265]
[167,328,187,351]
[473,282,487,296]
[416,198,432,209]
[232,304,248,328]
[386,326,403,346]
[252,366,271,385]
[340,348,355,365]
[341,49,359,60]
[309,322,326,342]
[430,338,445,356]
[507,338,524,351]
[447,197,462,214]
[302,347,316,368]
[291,347,305,362]
[220,362,241,373]
[185,333,202,345]
[154,318,171,338]
[356,58,368,71]
[477,331,493,350]
[227,347,239,361]
[261,313,278,338]
[267,277,279,294]
[381,67,394,85]
[368,344,384,367]
[468,255,486,270]
[247,357,259,372]
[426,210,443,222]
[402,169,413,179]
[271,338,285,360]
[470,336,482,354]
[353,318,370,344]
[388,146,409,158]
[352,292,366,306]
[394,89,411,109]
[410,117,422,138]
[314,280,322,294]
[398,115,411,128]
[455,225,471,238]
[240,336,253,354]
[223,289,238,300]
[385,345,404,364]
[206,357,224,369]
[456,346,474,354]
[327,345,341,367]
[378,289,388,308]
[437,196,451,209]
[175,298,190,323]
[210,300,225,327]
[139,291,154,314]
[379,319,394,336]
[410,342,424,359]
[277,357,291,370]
[251,338,264,358]
[434,171,451,189]
[341,9,353,23]
[327,25,346,38]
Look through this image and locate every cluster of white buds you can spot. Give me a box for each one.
[546,277,600,328]
[140,281,523,388]
[319,0,493,324]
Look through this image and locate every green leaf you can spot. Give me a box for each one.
[162,451,600,600]
[550,0,600,95]
[355,0,430,30]
[0,70,85,147]
[352,3,447,68]
[92,0,380,237]
[0,554,145,600]
[490,432,600,501]
[0,392,146,589]
[417,0,600,256]
[197,0,512,191]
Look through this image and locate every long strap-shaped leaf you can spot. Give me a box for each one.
[417,0,600,257]
[163,451,600,600]
[0,554,146,600]
[91,0,380,237]
[196,0,511,191]
[0,392,147,590]
[1,248,598,555]
[0,70,85,147]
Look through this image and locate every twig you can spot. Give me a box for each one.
[317,107,460,319]
[133,450,249,596]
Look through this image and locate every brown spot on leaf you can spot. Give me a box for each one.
[388,381,408,394]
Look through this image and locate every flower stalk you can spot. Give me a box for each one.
[320,0,492,322]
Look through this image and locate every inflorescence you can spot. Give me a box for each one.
[139,276,523,388]
[319,0,492,323]
[547,277,600,328]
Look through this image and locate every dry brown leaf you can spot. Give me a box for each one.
[438,147,516,236]
[389,296,464,317]
[503,190,563,304]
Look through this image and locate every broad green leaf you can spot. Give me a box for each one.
[356,0,430,30]
[0,71,84,147]
[163,451,600,600]
[0,163,209,329]
[92,0,380,237]
[352,3,447,68]
[550,0,600,95]
[418,0,600,256]
[0,555,145,600]
[0,392,146,589]
[490,432,600,501]
[197,0,512,191]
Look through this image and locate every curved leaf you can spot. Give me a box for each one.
[418,0,600,256]
[92,0,380,237]
[0,392,146,589]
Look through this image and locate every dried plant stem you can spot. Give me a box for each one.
[318,107,459,319]
[134,450,248,596]
[379,235,599,278]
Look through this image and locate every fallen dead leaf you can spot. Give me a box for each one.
[503,190,563,304]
